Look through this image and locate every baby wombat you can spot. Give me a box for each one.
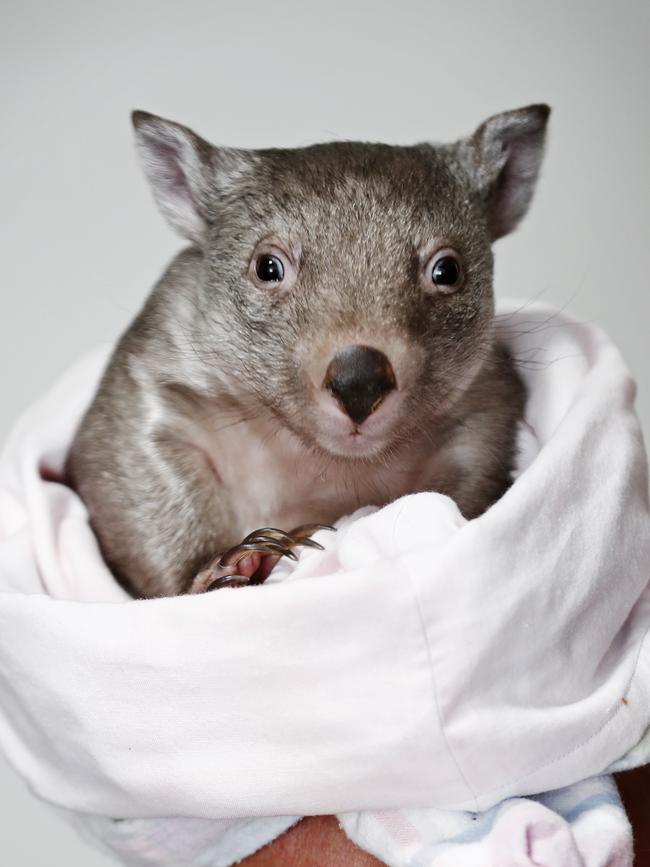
[66,104,550,598]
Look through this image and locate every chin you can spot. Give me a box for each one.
[315,429,397,461]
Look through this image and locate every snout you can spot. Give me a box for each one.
[323,345,397,425]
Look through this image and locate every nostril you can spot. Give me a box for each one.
[324,345,397,425]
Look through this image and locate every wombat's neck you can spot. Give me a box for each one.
[203,411,443,536]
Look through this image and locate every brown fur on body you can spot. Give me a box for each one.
[66,106,549,598]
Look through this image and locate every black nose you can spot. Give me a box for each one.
[324,345,396,425]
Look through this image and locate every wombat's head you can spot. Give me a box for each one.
[133,105,549,460]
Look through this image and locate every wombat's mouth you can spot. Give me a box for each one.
[311,386,404,460]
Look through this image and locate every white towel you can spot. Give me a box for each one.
[0,301,648,866]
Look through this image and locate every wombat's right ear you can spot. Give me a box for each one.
[131,111,215,244]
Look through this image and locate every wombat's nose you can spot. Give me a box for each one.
[324,345,396,425]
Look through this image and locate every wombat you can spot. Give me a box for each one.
[65,104,550,598]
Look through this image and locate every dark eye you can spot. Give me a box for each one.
[432,256,460,286]
[249,240,298,295]
[255,254,285,283]
[424,248,464,294]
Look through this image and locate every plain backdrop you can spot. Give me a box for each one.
[1,0,649,864]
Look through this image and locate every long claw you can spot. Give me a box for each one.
[244,533,296,547]
[218,541,298,568]
[290,537,325,550]
[249,533,326,552]
[205,574,252,592]
[242,527,294,545]
[241,523,335,554]
[289,523,337,538]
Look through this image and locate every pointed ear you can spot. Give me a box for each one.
[458,104,551,241]
[131,111,216,244]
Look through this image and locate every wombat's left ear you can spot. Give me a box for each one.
[458,104,551,240]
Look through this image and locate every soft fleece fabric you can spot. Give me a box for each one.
[0,302,649,866]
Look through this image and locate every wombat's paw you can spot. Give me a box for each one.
[190,524,335,593]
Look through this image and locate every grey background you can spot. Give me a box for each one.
[1,0,648,864]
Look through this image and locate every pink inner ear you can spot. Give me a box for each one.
[152,139,195,204]
[469,105,549,241]
[487,127,546,240]
[136,122,207,242]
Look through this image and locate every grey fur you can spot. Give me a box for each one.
[66,105,550,598]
